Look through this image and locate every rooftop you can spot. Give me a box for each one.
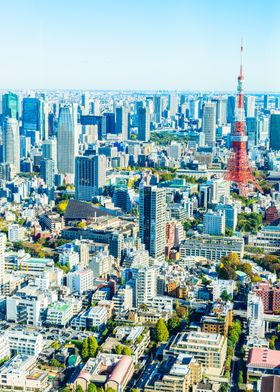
[248,348,280,369]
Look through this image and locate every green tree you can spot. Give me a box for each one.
[52,341,60,351]
[89,336,98,357]
[220,290,232,302]
[122,346,132,356]
[88,384,98,392]
[50,358,63,368]
[75,386,84,392]
[106,388,117,392]
[238,370,243,384]
[115,345,123,355]
[81,338,89,360]
[57,200,69,214]
[167,315,181,335]
[269,335,278,350]
[155,318,169,342]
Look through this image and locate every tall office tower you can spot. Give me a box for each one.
[3,118,20,173]
[135,266,157,306]
[276,97,280,110]
[225,45,262,195]
[42,137,57,169]
[246,117,258,148]
[90,98,100,116]
[2,92,18,119]
[81,92,90,113]
[153,95,163,123]
[103,112,115,134]
[264,94,269,110]
[40,158,55,188]
[57,105,78,175]
[226,95,236,123]
[116,106,130,140]
[75,155,106,201]
[168,93,178,117]
[189,99,199,120]
[245,96,256,117]
[216,98,227,125]
[202,102,216,146]
[138,107,150,142]
[203,211,225,235]
[139,184,166,260]
[270,113,280,150]
[258,116,269,143]
[20,136,31,159]
[0,234,6,284]
[22,97,45,139]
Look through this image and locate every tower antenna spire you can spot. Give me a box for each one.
[224,42,262,196]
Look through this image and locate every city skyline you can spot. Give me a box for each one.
[1,0,280,91]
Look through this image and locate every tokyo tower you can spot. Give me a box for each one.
[224,44,262,196]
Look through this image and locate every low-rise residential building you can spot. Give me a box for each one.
[6,330,44,356]
[180,236,244,261]
[67,269,94,294]
[0,355,51,391]
[71,306,108,330]
[166,332,227,376]
[144,354,202,392]
[46,301,73,327]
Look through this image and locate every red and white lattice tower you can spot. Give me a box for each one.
[224,43,262,196]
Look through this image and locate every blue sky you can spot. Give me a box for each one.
[1,0,280,91]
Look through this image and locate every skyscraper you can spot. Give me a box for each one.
[202,102,216,146]
[153,95,163,123]
[3,118,20,173]
[57,105,78,175]
[0,234,6,284]
[22,97,40,131]
[264,94,269,110]
[226,96,235,124]
[116,106,130,140]
[189,99,199,120]
[42,137,57,171]
[2,92,18,119]
[40,158,55,188]
[169,93,178,117]
[216,98,227,125]
[246,117,258,148]
[75,155,106,201]
[245,96,256,117]
[138,107,150,142]
[139,184,166,260]
[270,113,280,150]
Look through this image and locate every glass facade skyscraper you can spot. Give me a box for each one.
[75,155,106,201]
[57,105,78,175]
[3,118,20,173]
[2,92,18,119]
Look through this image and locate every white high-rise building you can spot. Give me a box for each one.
[169,93,178,117]
[203,210,225,236]
[135,266,157,306]
[3,118,20,173]
[57,105,78,175]
[247,294,265,338]
[42,137,57,172]
[0,234,6,285]
[189,99,199,120]
[247,293,264,321]
[202,102,216,146]
[245,96,256,117]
